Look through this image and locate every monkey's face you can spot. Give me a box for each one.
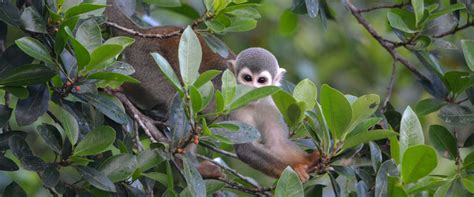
[237,67,273,88]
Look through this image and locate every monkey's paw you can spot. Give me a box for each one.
[293,164,310,182]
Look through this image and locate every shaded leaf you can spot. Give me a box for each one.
[74,126,116,156]
[37,124,62,153]
[42,165,60,187]
[0,104,12,128]
[76,166,116,192]
[0,2,20,26]
[0,155,19,171]
[74,93,129,125]
[3,182,26,197]
[48,102,79,144]
[429,125,457,160]
[375,160,399,197]
[462,40,474,71]
[15,85,49,126]
[15,37,53,64]
[210,121,260,144]
[0,64,55,86]
[182,153,206,197]
[99,153,137,182]
[415,98,446,116]
[275,166,303,197]
[151,52,183,94]
[202,33,230,58]
[20,7,47,33]
[87,72,140,83]
[2,86,29,99]
[76,18,102,52]
[137,149,163,172]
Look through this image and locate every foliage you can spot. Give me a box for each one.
[0,0,473,196]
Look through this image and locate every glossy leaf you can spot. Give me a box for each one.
[275,167,304,197]
[74,126,116,156]
[429,125,457,160]
[9,135,46,171]
[48,102,79,144]
[407,176,447,194]
[342,129,397,150]
[387,176,408,197]
[74,93,129,125]
[76,166,116,192]
[293,79,317,111]
[20,7,47,33]
[190,85,202,114]
[64,26,90,68]
[305,0,320,18]
[87,72,140,83]
[0,2,20,26]
[415,98,446,116]
[271,90,304,127]
[86,44,122,70]
[15,37,53,64]
[99,153,137,182]
[210,121,260,144]
[230,86,279,110]
[151,52,183,94]
[76,18,102,52]
[444,71,474,94]
[64,3,107,18]
[412,0,424,27]
[349,94,380,133]
[193,70,222,88]
[179,26,202,85]
[320,84,352,140]
[225,18,257,32]
[181,153,206,197]
[37,124,62,153]
[202,33,230,58]
[461,40,474,71]
[401,145,438,183]
[387,10,417,33]
[137,149,163,172]
[399,106,424,157]
[222,69,236,105]
[15,85,49,126]
[54,16,80,55]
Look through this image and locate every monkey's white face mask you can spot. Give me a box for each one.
[236,67,286,88]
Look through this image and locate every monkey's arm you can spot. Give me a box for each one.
[234,142,289,178]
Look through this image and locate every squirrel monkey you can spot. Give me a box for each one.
[229,48,319,182]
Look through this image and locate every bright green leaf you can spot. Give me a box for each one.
[342,130,398,150]
[86,44,123,70]
[87,72,140,83]
[64,3,107,18]
[461,40,474,71]
[179,26,202,85]
[293,79,317,111]
[74,126,116,156]
[320,84,352,140]
[399,106,424,157]
[151,52,183,94]
[401,145,438,184]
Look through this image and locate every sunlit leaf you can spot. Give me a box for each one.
[401,145,438,184]
[399,106,424,157]
[179,26,202,85]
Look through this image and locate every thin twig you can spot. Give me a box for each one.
[357,2,408,13]
[433,21,474,38]
[107,89,168,143]
[215,177,272,196]
[105,13,213,39]
[345,0,432,85]
[382,61,398,112]
[196,154,263,189]
[199,143,239,159]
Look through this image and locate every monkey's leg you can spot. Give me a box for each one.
[234,142,289,178]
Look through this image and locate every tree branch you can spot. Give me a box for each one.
[215,177,272,196]
[106,89,169,143]
[199,143,239,159]
[357,2,408,13]
[433,21,474,38]
[382,61,398,112]
[345,0,432,85]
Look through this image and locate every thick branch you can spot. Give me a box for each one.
[345,1,432,85]
[433,21,474,38]
[196,154,264,190]
[108,89,168,143]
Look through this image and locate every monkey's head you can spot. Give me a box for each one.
[230,47,286,88]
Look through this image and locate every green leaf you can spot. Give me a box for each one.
[275,167,304,197]
[73,126,116,156]
[137,149,163,172]
[144,0,182,7]
[320,84,352,140]
[3,182,26,197]
[462,175,474,193]
[375,160,400,197]
[87,72,140,83]
[64,26,90,69]
[463,152,474,171]
[36,124,62,154]
[193,70,221,88]
[76,166,116,192]
[214,0,231,13]
[428,3,466,21]
[75,18,102,52]
[151,52,184,94]
[64,3,107,18]
[142,172,168,185]
[99,153,137,182]
[278,9,298,36]
[0,64,55,86]
[390,136,401,164]
[461,40,474,72]
[215,90,225,113]
[86,44,122,71]
[189,85,202,114]
[104,36,135,49]
[1,86,29,99]
[54,16,79,55]
[179,26,202,86]
[15,37,53,64]
[223,5,260,19]
[399,106,424,157]
[0,155,18,171]
[342,129,398,150]
[387,176,408,197]
[348,94,380,133]
[74,93,129,125]
[444,71,474,94]
[401,145,438,184]
[48,102,79,144]
[271,90,302,127]
[181,153,206,197]
[230,86,279,110]
[222,69,236,105]
[225,17,257,32]
[210,121,261,144]
[387,10,417,33]
[429,125,457,160]
[0,2,20,26]
[293,79,317,111]
[42,165,60,188]
[412,0,424,27]
[198,82,214,111]
[407,176,447,194]
[201,32,230,58]
[369,142,382,172]
[20,7,47,33]
[415,98,447,116]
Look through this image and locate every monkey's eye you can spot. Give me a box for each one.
[257,77,267,84]
[243,75,252,82]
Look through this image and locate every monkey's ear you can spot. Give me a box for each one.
[274,68,286,86]
[227,60,237,73]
